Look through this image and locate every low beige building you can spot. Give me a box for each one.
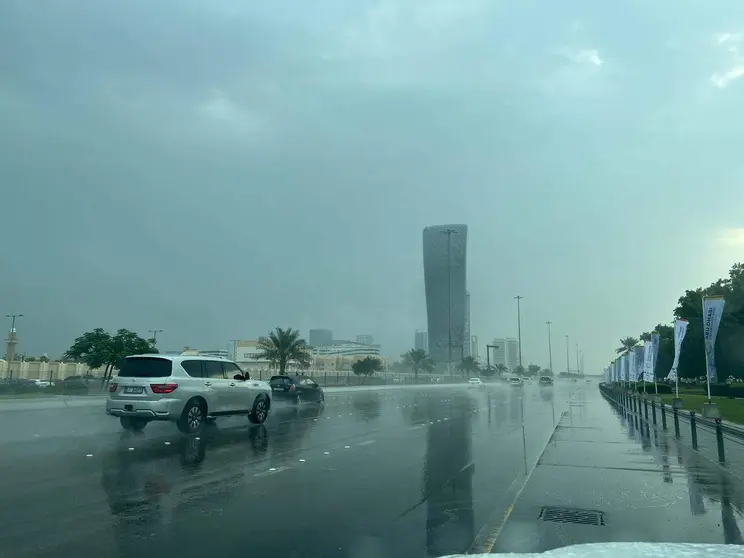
[0,360,106,380]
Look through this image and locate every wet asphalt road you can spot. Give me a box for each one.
[0,382,579,558]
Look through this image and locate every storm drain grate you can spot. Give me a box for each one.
[538,507,605,526]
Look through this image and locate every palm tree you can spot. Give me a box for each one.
[616,337,639,355]
[495,364,508,377]
[457,356,480,377]
[254,327,311,375]
[402,349,435,380]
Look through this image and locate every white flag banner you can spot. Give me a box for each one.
[633,345,644,382]
[628,350,636,383]
[667,319,689,381]
[702,296,725,383]
[643,341,654,382]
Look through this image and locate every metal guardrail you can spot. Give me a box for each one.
[599,382,743,468]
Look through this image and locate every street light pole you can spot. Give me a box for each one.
[148,329,163,344]
[441,228,458,375]
[565,335,570,374]
[576,343,580,376]
[546,321,553,374]
[5,314,23,380]
[514,296,523,368]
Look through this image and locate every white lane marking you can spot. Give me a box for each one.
[344,445,351,449]
[255,466,291,477]
[299,459,306,462]
[358,440,376,446]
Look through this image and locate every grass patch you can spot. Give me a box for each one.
[659,394,744,424]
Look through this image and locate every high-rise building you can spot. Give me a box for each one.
[506,338,520,372]
[490,339,507,368]
[470,335,479,360]
[309,329,333,348]
[491,337,519,373]
[356,334,374,346]
[415,330,428,352]
[464,291,471,357]
[423,224,468,367]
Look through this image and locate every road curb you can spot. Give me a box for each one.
[468,410,568,554]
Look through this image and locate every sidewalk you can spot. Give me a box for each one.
[490,387,744,554]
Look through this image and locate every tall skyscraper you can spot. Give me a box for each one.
[464,291,471,357]
[415,330,428,352]
[491,337,519,372]
[470,335,479,360]
[356,334,374,346]
[423,224,468,367]
[506,338,520,372]
[309,329,333,347]
[490,339,507,368]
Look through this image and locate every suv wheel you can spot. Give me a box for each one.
[120,416,148,432]
[248,396,269,424]
[178,399,206,434]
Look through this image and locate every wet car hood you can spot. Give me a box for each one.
[447,542,740,557]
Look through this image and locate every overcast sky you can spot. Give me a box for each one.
[2,1,744,371]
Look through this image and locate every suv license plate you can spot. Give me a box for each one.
[124,386,144,394]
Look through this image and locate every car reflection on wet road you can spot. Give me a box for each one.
[2,381,740,557]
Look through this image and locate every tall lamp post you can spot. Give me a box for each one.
[565,335,570,374]
[576,344,580,376]
[148,329,163,344]
[441,228,459,375]
[5,314,23,380]
[546,321,554,374]
[546,321,556,426]
[514,296,524,368]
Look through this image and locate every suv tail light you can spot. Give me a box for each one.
[289,384,295,391]
[150,383,178,394]
[109,383,118,393]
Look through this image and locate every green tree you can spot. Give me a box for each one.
[402,349,435,380]
[495,364,508,376]
[481,365,496,377]
[515,364,526,376]
[456,356,480,377]
[253,327,311,375]
[615,337,639,355]
[64,328,157,390]
[526,364,541,377]
[351,357,383,384]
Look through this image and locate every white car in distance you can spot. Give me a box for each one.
[468,377,485,388]
[106,354,272,434]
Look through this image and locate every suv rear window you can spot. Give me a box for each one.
[270,376,291,386]
[119,357,172,378]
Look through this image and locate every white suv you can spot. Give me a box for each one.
[106,354,272,434]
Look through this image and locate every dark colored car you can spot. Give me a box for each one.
[269,375,325,404]
[538,376,554,387]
